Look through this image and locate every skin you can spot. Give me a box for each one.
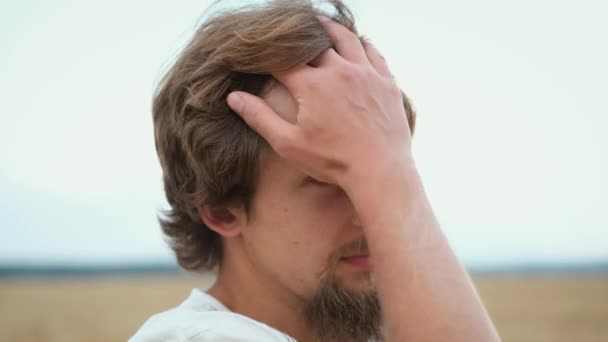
[202,83,374,341]
[209,17,501,342]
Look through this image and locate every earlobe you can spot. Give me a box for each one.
[196,205,243,238]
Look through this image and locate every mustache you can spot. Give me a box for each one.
[334,237,369,260]
[318,237,371,280]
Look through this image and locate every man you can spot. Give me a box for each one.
[131,0,500,341]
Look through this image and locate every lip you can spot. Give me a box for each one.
[340,254,373,269]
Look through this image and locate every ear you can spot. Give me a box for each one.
[196,204,245,238]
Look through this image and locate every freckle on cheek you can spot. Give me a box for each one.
[283,207,289,213]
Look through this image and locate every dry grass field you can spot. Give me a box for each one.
[0,274,606,341]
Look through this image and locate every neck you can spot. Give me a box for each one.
[207,243,316,342]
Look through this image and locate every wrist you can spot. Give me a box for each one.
[344,151,418,197]
[344,153,428,231]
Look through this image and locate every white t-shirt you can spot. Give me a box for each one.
[130,288,296,342]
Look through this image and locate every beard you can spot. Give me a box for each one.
[302,240,383,342]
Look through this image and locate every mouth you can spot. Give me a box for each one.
[340,254,372,269]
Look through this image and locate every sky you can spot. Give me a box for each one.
[1,0,606,267]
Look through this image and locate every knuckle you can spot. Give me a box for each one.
[338,25,358,40]
[386,82,401,97]
[336,64,363,82]
[305,79,322,92]
[328,21,351,36]
[367,42,386,60]
[270,128,287,149]
[273,136,295,157]
[362,66,377,79]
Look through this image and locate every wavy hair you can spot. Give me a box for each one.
[153,0,417,272]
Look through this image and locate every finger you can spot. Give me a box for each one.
[273,63,315,94]
[318,16,367,64]
[362,41,392,77]
[227,91,295,149]
[308,48,341,68]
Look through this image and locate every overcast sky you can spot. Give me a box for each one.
[1,0,606,267]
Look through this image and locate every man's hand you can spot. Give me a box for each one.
[227,17,412,193]
[228,16,500,342]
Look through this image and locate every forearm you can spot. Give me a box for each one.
[227,14,498,340]
[347,158,500,342]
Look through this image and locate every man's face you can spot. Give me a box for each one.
[227,81,383,341]
[241,83,376,299]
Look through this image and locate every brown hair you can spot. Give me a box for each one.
[153,0,417,272]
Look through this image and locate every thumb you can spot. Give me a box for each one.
[227,91,294,149]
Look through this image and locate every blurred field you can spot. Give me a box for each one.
[0,274,606,341]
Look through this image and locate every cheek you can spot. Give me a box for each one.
[273,188,353,272]
[245,188,353,293]
[305,187,354,228]
[245,217,325,296]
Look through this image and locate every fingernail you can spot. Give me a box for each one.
[317,15,330,22]
[227,92,243,112]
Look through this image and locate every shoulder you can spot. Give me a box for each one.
[129,309,293,342]
[129,289,295,342]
